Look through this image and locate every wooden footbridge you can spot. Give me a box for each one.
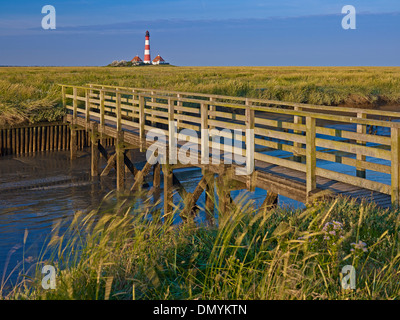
[60,83,400,220]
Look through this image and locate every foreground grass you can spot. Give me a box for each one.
[1,66,400,126]
[4,193,400,300]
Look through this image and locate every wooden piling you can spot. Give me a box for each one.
[91,123,100,176]
[162,163,174,216]
[153,162,161,202]
[205,170,215,224]
[70,126,77,160]
[116,131,125,191]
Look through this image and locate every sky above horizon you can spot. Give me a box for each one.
[0,0,399,66]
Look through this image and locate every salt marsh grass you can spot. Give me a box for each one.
[1,66,399,126]
[4,192,400,300]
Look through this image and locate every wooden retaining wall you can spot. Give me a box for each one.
[0,122,114,157]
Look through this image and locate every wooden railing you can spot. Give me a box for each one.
[60,84,400,205]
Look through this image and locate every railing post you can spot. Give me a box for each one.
[150,91,155,127]
[201,103,209,165]
[72,87,77,124]
[356,112,367,178]
[245,99,255,185]
[116,89,122,132]
[61,86,66,108]
[293,106,303,162]
[391,127,400,206]
[306,116,316,202]
[176,93,182,128]
[168,98,177,164]
[100,89,105,131]
[209,97,216,130]
[139,94,145,152]
[85,88,90,130]
[132,89,137,121]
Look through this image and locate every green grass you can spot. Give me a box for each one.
[1,66,400,126]
[4,192,400,300]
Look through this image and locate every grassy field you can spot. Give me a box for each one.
[3,192,400,300]
[1,66,400,126]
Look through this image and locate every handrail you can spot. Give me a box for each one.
[59,84,400,128]
[83,83,400,119]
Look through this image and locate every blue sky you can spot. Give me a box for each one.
[0,0,399,66]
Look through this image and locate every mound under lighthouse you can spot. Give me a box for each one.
[144,31,151,64]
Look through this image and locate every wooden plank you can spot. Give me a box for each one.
[316,167,391,195]
[255,152,306,172]
[255,127,306,145]
[316,138,391,161]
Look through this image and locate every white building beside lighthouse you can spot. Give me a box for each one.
[152,55,169,65]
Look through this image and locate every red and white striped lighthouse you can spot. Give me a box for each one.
[144,30,151,64]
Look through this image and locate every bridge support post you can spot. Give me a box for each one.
[216,166,232,219]
[116,131,126,191]
[261,192,278,213]
[204,169,215,225]
[152,162,161,202]
[162,163,174,217]
[70,125,78,160]
[90,122,100,176]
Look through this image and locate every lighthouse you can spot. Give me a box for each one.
[144,31,151,64]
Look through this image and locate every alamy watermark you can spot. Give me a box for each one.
[41,5,56,30]
[146,122,253,175]
[341,265,356,290]
[342,5,356,30]
[40,5,356,31]
[41,265,56,289]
